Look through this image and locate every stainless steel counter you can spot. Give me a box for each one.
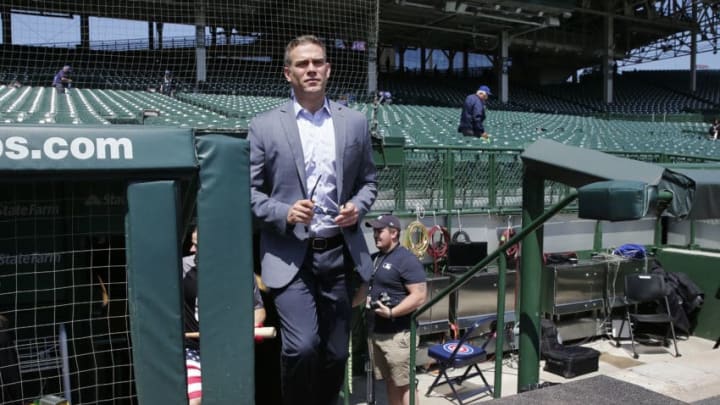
[541,258,646,317]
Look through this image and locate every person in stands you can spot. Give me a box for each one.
[52,65,73,94]
[458,85,491,139]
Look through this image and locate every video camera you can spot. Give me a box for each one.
[369,291,393,310]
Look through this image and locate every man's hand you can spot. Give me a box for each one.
[481,132,489,139]
[334,202,359,227]
[373,301,393,319]
[287,199,315,225]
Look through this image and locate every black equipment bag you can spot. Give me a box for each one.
[543,346,600,379]
[543,251,578,265]
[650,259,704,335]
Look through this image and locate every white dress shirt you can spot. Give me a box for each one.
[293,99,340,238]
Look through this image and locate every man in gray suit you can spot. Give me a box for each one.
[249,35,377,405]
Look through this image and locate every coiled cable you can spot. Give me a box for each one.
[451,229,471,243]
[403,220,429,259]
[427,225,450,274]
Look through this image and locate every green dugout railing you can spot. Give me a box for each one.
[408,190,580,404]
[372,141,720,214]
[404,167,680,404]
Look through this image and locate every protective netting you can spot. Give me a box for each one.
[403,148,529,212]
[0,1,377,99]
[0,180,135,404]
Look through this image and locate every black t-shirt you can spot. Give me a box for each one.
[183,260,200,350]
[369,245,426,334]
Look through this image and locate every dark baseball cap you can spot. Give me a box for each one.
[477,85,492,95]
[365,214,401,230]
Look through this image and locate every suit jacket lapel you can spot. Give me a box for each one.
[279,100,307,195]
[332,102,346,203]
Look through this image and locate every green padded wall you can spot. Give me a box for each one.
[196,134,255,404]
[126,180,187,404]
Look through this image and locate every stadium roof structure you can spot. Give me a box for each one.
[379,0,718,68]
[3,0,371,39]
[4,1,717,68]
[2,0,718,97]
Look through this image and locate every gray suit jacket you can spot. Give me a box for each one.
[249,99,377,289]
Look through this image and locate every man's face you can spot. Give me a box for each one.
[284,42,331,99]
[190,230,198,253]
[190,230,198,266]
[373,227,396,252]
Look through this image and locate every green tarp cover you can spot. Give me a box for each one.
[578,180,657,221]
[671,168,720,219]
[521,139,666,187]
[521,139,720,220]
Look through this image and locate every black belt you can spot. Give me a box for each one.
[309,234,344,251]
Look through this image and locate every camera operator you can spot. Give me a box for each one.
[365,214,427,405]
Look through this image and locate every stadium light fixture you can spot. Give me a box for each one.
[396,0,435,9]
[475,12,545,26]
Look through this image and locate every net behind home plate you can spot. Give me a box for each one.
[0,0,377,98]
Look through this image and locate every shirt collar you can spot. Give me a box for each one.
[293,98,332,118]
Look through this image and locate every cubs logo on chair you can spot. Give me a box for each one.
[426,321,494,404]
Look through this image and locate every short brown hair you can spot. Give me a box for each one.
[284,35,327,66]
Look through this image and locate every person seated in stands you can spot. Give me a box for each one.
[8,80,21,89]
[161,70,176,97]
[709,118,719,141]
[52,65,72,94]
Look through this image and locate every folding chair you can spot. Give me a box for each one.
[426,321,493,404]
[615,273,680,359]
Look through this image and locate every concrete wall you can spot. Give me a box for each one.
[668,219,720,250]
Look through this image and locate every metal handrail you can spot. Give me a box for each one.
[409,190,579,404]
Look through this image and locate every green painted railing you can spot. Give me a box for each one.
[408,190,579,404]
[372,145,720,214]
